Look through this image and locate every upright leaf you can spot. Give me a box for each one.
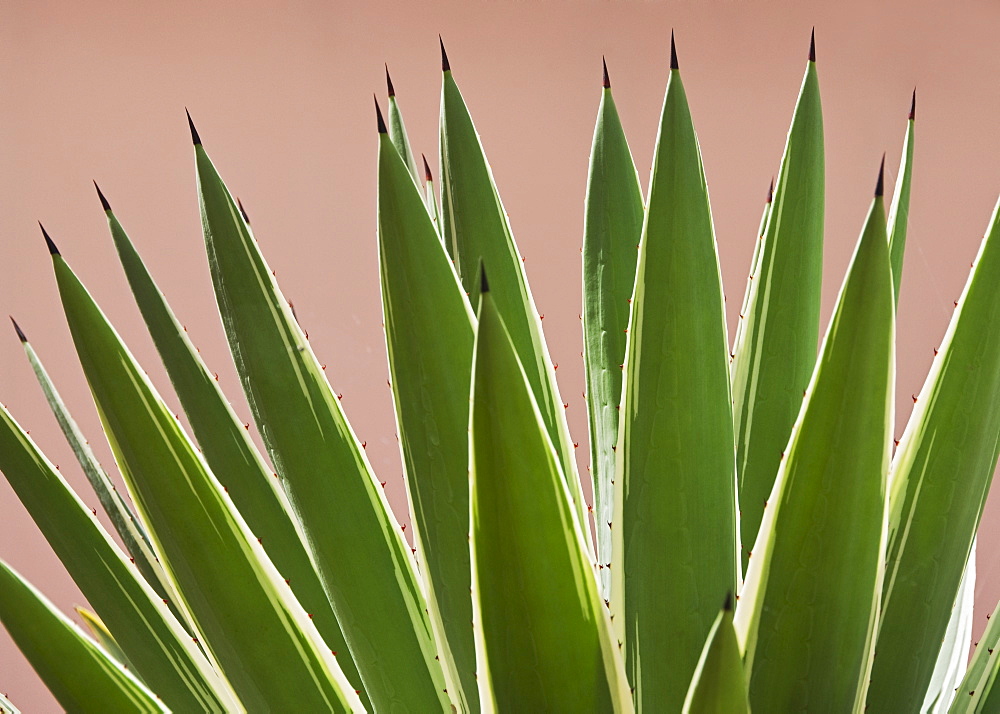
[682,595,750,714]
[922,542,975,713]
[53,244,362,712]
[581,60,644,602]
[0,561,166,713]
[99,186,372,709]
[887,90,916,306]
[423,155,443,238]
[735,166,893,711]
[470,284,632,712]
[377,113,478,712]
[191,117,451,711]
[386,67,421,184]
[611,39,737,712]
[438,43,587,535]
[869,196,1000,710]
[731,35,824,570]
[950,599,1000,712]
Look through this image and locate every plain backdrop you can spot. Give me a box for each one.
[3,0,1000,709]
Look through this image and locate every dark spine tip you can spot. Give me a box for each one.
[237,198,250,224]
[669,30,679,70]
[422,154,433,182]
[909,88,916,120]
[375,96,387,134]
[723,590,734,612]
[602,56,610,88]
[439,36,450,72]
[767,177,775,204]
[875,153,886,197]
[480,264,489,294]
[186,109,202,145]
[10,317,26,344]
[385,64,395,97]
[94,181,111,211]
[808,28,816,62]
[39,223,59,256]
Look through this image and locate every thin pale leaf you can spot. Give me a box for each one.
[923,541,975,713]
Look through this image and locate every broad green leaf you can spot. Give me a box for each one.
[377,125,478,712]
[923,542,975,713]
[581,63,643,602]
[870,196,1000,711]
[0,560,166,713]
[611,48,737,712]
[682,595,750,714]
[887,91,915,306]
[14,322,186,630]
[731,48,824,572]
[0,394,235,712]
[76,607,134,673]
[53,250,363,712]
[950,599,1000,712]
[193,125,451,711]
[735,176,893,711]
[386,67,421,184]
[439,52,587,536]
[470,286,632,712]
[101,188,370,709]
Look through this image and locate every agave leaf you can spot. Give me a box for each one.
[377,124,478,711]
[100,189,370,710]
[386,67,421,184]
[735,172,893,711]
[470,286,632,712]
[681,595,750,714]
[869,197,1000,710]
[922,541,975,713]
[192,124,451,711]
[52,249,362,712]
[611,44,737,712]
[75,607,134,673]
[581,62,643,602]
[887,91,915,306]
[730,44,824,571]
[730,180,773,381]
[422,155,443,236]
[438,51,587,536]
[14,322,187,630]
[0,395,235,712]
[0,689,19,714]
[0,560,166,713]
[949,599,1000,712]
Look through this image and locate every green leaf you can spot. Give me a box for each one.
[193,131,451,711]
[870,197,1000,711]
[949,599,1000,712]
[0,560,166,713]
[53,251,363,712]
[682,596,750,714]
[611,54,737,712]
[887,91,915,306]
[439,60,587,535]
[422,155,443,237]
[377,127,478,711]
[386,67,421,184]
[0,395,235,712]
[731,181,773,383]
[735,177,893,711]
[581,68,643,602]
[922,543,974,713]
[730,53,824,571]
[102,191,371,710]
[76,607,135,673]
[470,287,632,712]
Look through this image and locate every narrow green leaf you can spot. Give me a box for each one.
[923,542,975,713]
[423,155,443,239]
[730,180,773,382]
[386,67,421,184]
[682,596,750,714]
[102,191,371,710]
[870,197,1000,710]
[731,52,824,571]
[53,251,363,712]
[611,52,737,712]
[439,60,587,535]
[378,128,478,712]
[887,91,915,306]
[950,599,1000,713]
[193,130,451,711]
[0,560,166,713]
[470,288,632,712]
[735,177,893,711]
[581,67,643,602]
[0,398,235,712]
[76,607,135,673]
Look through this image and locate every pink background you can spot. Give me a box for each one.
[4,0,1000,709]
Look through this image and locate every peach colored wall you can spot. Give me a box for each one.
[3,0,1000,709]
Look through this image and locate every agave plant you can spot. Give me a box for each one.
[3,31,1000,712]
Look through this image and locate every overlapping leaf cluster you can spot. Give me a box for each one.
[2,33,1000,713]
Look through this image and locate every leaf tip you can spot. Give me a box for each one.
[723,590,734,612]
[440,35,451,72]
[909,88,916,120]
[422,154,433,182]
[375,95,387,134]
[237,197,250,224]
[767,176,774,204]
[385,64,395,97]
[10,316,26,344]
[93,181,111,212]
[602,56,610,88]
[480,263,490,294]
[39,223,59,256]
[670,30,679,70]
[875,153,886,197]
[186,109,202,146]
[809,27,816,62]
